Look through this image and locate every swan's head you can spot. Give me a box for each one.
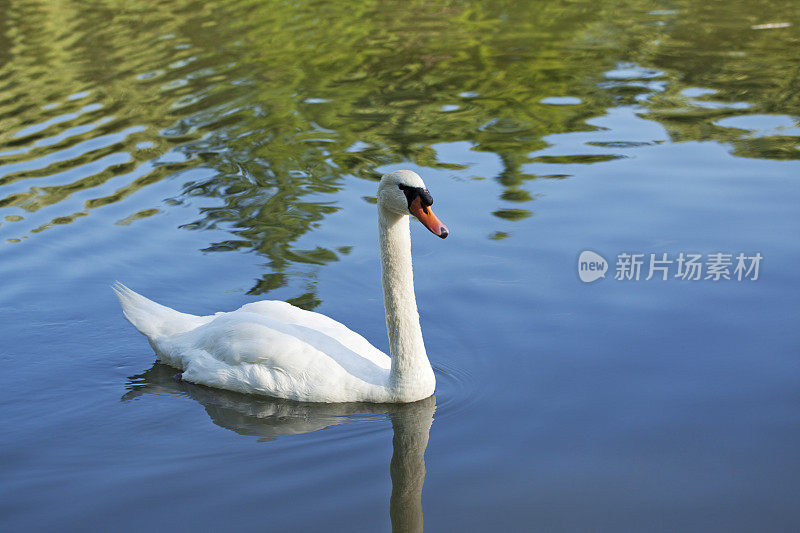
[377,170,449,239]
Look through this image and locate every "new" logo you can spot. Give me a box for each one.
[578,250,608,283]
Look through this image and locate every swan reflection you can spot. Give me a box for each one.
[123,363,434,532]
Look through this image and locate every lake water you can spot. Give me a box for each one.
[1,0,799,531]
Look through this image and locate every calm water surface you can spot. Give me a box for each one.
[1,0,799,531]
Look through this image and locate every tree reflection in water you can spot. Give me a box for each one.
[2,0,798,303]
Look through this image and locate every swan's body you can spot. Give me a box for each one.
[115,170,449,403]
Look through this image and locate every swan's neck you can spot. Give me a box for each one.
[379,209,435,400]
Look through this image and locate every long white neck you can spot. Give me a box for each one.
[379,208,435,401]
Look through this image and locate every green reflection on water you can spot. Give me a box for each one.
[1,0,798,300]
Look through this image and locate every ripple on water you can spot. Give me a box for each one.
[541,96,582,105]
[715,114,800,138]
[433,360,481,421]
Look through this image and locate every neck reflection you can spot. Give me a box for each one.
[123,363,435,531]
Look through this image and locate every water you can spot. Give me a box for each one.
[1,0,799,530]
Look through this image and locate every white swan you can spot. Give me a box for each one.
[114,170,449,403]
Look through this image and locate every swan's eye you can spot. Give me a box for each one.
[419,189,433,207]
[397,184,433,213]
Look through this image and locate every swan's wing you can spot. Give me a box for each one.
[234,300,389,369]
[154,310,389,402]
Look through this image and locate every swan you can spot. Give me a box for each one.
[114,170,449,403]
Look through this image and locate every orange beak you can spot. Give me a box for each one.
[409,196,449,238]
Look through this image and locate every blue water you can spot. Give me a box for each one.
[2,1,799,531]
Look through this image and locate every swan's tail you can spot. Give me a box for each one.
[112,282,205,339]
